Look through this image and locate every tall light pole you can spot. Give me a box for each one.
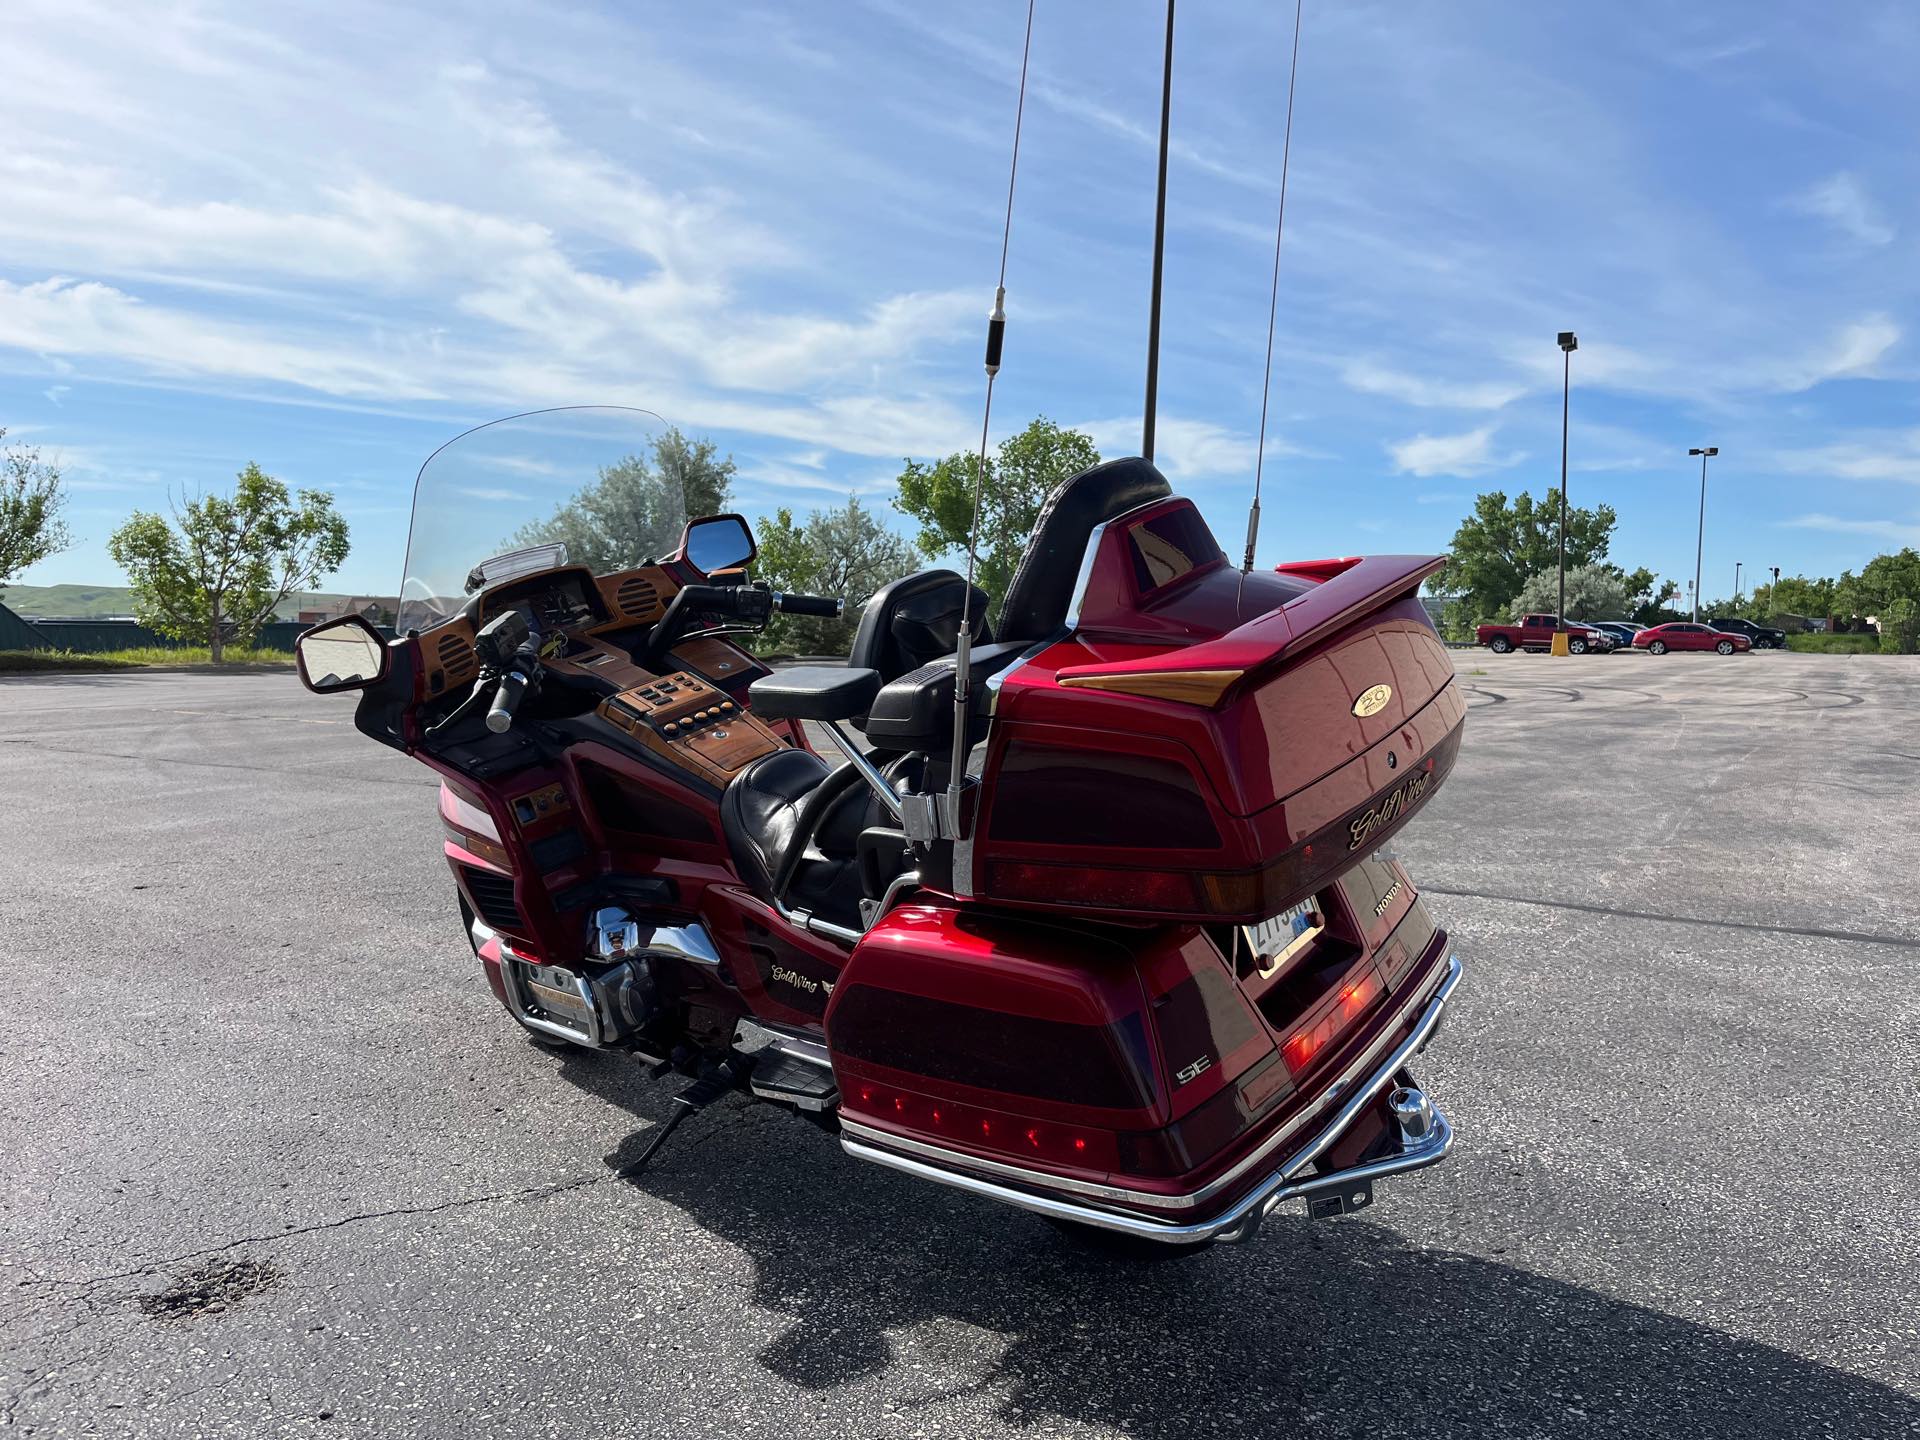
[1734,562,1743,609]
[1688,446,1717,622]
[1557,331,1577,629]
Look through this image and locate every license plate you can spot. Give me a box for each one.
[1242,897,1324,977]
[520,961,594,1027]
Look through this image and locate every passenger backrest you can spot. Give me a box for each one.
[848,569,991,686]
[996,457,1173,642]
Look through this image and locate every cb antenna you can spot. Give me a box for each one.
[944,0,1037,839]
[1142,0,1176,461]
[1244,0,1305,574]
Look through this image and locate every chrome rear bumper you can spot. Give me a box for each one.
[841,953,1463,1245]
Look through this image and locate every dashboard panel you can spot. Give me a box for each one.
[480,570,609,643]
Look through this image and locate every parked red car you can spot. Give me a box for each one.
[1475,613,1615,654]
[1632,623,1751,655]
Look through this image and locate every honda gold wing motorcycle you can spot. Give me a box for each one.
[297,405,1466,1251]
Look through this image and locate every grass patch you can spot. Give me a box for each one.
[0,647,295,672]
[1785,633,1883,654]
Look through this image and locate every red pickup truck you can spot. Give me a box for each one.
[1476,613,1615,654]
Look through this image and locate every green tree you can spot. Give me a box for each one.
[1510,563,1631,622]
[753,496,917,656]
[1750,574,1837,624]
[895,416,1100,619]
[108,463,350,662]
[1878,596,1919,654]
[0,429,73,589]
[516,427,736,572]
[1431,489,1618,627]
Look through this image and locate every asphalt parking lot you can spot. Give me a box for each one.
[5,653,1918,1438]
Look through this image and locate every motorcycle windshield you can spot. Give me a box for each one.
[396,406,687,633]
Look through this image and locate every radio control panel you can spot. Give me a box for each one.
[599,672,778,783]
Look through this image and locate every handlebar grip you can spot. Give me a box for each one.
[486,668,531,734]
[776,593,844,619]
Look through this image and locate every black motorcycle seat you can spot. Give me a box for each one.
[720,748,867,930]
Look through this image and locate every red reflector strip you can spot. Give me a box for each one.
[986,860,1198,910]
[842,1082,1119,1169]
[1280,966,1382,1077]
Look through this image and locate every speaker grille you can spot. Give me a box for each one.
[615,576,660,618]
[437,632,476,685]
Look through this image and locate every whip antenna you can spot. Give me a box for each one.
[1142,0,1176,461]
[1244,0,1305,574]
[944,0,1037,838]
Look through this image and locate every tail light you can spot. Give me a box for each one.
[845,1083,1121,1171]
[1279,964,1383,1076]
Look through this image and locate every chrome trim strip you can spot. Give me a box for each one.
[1062,521,1110,633]
[840,952,1463,1240]
[737,1018,833,1070]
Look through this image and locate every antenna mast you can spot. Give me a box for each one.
[1142,0,1176,461]
[1244,0,1305,573]
[943,0,1037,842]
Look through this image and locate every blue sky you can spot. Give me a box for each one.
[4,1,1919,604]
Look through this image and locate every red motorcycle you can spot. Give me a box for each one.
[298,406,1466,1250]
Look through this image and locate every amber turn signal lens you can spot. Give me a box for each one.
[1056,668,1244,707]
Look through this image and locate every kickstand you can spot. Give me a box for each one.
[613,1058,748,1179]
[614,1099,697,1178]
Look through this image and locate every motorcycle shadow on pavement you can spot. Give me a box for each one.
[557,1059,1916,1440]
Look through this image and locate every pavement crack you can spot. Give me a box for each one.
[1421,886,1920,951]
[29,1171,611,1296]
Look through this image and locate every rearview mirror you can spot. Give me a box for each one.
[681,514,756,577]
[296,615,389,693]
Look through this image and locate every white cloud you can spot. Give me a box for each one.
[1387,425,1523,478]
[1504,315,1900,399]
[1785,513,1920,546]
[1775,429,1920,484]
[1786,172,1895,246]
[1340,361,1527,411]
[1076,416,1274,481]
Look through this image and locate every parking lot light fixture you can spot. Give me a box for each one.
[1688,446,1718,622]
[1556,332,1577,650]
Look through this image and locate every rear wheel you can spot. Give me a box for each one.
[1489,636,1513,654]
[1716,639,1735,655]
[1649,640,1668,655]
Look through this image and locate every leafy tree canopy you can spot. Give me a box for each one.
[0,428,74,588]
[515,427,735,572]
[1744,574,1837,622]
[108,463,349,662]
[753,497,917,656]
[895,417,1100,620]
[1432,489,1617,625]
[1511,563,1632,622]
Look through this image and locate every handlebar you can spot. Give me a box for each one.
[485,664,532,733]
[774,592,844,618]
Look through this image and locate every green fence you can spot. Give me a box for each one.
[0,602,46,650]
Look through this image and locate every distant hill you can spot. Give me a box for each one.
[0,583,349,619]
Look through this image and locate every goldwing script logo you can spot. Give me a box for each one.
[1352,683,1393,718]
[1348,771,1431,850]
[771,963,833,998]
